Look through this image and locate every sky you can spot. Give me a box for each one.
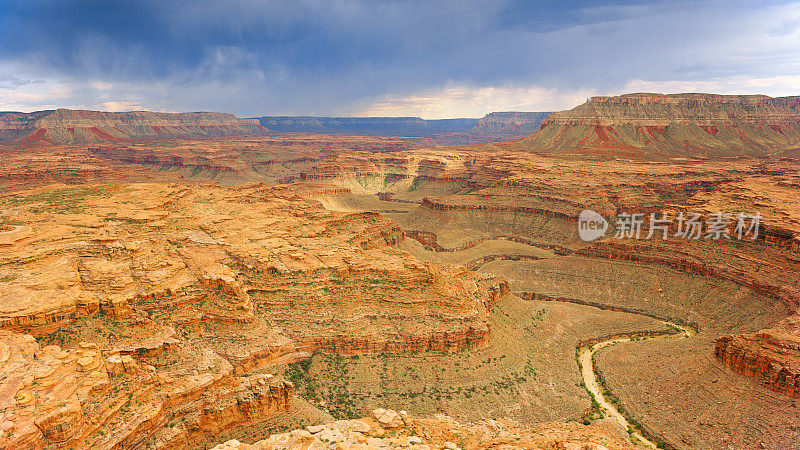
[1,0,799,118]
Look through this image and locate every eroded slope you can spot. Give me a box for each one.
[0,182,505,448]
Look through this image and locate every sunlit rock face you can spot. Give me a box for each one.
[0,182,506,448]
[516,93,800,159]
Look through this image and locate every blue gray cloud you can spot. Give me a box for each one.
[0,0,798,117]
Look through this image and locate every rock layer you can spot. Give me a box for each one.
[211,408,634,449]
[715,329,800,398]
[0,329,294,449]
[517,93,800,159]
[0,109,267,144]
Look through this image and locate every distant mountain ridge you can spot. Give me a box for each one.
[254,112,550,144]
[514,93,800,159]
[0,109,266,144]
[476,112,550,133]
[0,109,550,145]
[255,116,477,135]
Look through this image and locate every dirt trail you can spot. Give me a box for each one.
[579,321,693,448]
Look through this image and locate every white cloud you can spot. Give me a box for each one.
[89,80,115,91]
[0,81,72,111]
[349,84,597,119]
[97,101,145,111]
[1,1,799,116]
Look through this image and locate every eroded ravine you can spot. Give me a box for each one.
[579,321,694,448]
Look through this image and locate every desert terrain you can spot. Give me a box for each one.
[1,93,799,449]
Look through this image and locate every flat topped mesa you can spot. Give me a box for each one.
[514,92,800,159]
[0,109,267,144]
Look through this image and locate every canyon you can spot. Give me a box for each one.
[0,182,505,448]
[0,92,799,449]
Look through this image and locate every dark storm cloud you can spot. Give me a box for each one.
[0,0,798,116]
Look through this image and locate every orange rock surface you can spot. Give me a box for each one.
[211,408,634,449]
[0,328,293,448]
[0,182,505,448]
[716,329,800,398]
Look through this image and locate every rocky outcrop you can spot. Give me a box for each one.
[210,408,634,449]
[404,230,571,255]
[0,329,294,449]
[0,109,267,144]
[192,376,293,442]
[520,291,698,331]
[715,329,800,397]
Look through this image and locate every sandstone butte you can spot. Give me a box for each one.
[0,182,507,448]
[209,408,634,449]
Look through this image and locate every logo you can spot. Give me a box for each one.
[578,209,608,242]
